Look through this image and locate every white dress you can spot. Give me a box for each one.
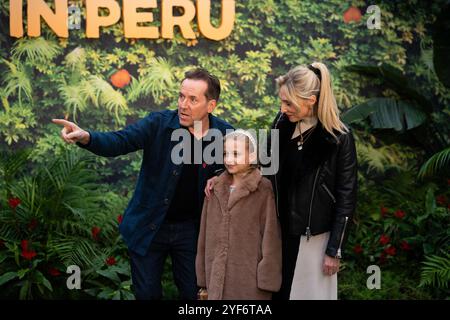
[289,232,338,300]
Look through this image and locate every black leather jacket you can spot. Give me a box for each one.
[267,112,357,259]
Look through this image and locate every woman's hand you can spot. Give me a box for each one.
[322,255,340,276]
[204,176,218,198]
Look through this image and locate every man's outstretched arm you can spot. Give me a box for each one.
[52,115,156,157]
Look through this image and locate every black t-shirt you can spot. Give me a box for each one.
[279,127,315,226]
[165,128,211,222]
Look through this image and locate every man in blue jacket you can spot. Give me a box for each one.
[53,68,234,300]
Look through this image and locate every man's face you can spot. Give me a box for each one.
[177,79,215,128]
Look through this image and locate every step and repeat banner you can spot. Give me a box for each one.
[0,0,449,305]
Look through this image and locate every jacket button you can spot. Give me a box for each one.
[164,198,169,205]
[149,223,157,230]
[172,170,178,176]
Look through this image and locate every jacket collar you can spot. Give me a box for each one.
[316,122,341,145]
[168,110,181,129]
[274,112,340,145]
[214,169,262,210]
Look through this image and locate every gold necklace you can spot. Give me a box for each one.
[297,121,316,150]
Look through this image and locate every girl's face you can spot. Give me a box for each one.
[224,137,256,175]
[279,86,316,122]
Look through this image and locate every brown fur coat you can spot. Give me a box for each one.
[196,169,282,300]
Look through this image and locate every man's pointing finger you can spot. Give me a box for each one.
[52,119,73,127]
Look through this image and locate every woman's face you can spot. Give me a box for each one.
[224,137,255,175]
[279,86,316,122]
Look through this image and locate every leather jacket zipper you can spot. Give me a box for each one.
[306,166,321,241]
[321,183,336,203]
[336,216,349,259]
[273,113,284,218]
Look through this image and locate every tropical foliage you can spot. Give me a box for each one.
[0,0,449,299]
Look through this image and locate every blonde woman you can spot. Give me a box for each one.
[270,62,357,300]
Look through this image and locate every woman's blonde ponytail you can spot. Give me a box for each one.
[311,62,348,139]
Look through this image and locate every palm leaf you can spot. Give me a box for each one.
[127,57,175,102]
[88,76,128,124]
[346,64,432,113]
[0,58,33,103]
[0,215,21,242]
[419,254,450,288]
[64,47,86,72]
[41,150,117,230]
[342,98,426,131]
[11,38,61,64]
[58,82,88,122]
[47,236,102,268]
[355,137,406,173]
[418,147,450,178]
[9,176,41,218]
[0,148,31,181]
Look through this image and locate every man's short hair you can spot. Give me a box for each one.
[183,68,221,102]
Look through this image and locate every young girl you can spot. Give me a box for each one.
[195,130,282,300]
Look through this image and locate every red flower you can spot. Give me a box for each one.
[380,206,389,217]
[394,210,406,219]
[21,240,29,251]
[106,256,116,266]
[384,246,396,256]
[400,240,411,251]
[91,226,101,240]
[436,195,447,206]
[28,218,38,230]
[48,267,61,276]
[353,244,363,254]
[117,215,123,224]
[21,250,37,260]
[343,6,362,24]
[20,239,36,260]
[8,197,21,209]
[379,234,390,246]
[110,69,131,89]
[447,179,450,186]
[379,252,386,264]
